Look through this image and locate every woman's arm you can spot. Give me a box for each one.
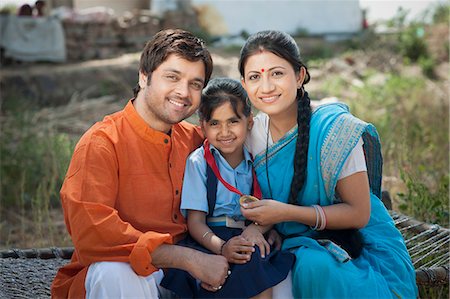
[241,171,371,229]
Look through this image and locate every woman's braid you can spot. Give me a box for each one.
[289,89,312,204]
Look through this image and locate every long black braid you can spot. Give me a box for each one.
[289,88,312,205]
[239,30,364,259]
[238,30,312,205]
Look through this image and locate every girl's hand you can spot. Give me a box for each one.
[241,225,270,258]
[221,236,254,264]
[240,199,286,226]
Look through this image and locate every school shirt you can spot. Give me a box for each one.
[181,143,254,220]
[51,100,203,299]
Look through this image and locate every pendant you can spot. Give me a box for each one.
[239,195,259,205]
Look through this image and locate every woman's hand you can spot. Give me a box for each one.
[266,229,282,250]
[241,225,270,258]
[240,199,287,226]
[221,236,254,264]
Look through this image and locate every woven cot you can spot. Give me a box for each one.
[1,206,448,298]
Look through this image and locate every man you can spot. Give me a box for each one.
[51,29,230,298]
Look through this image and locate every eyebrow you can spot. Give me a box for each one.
[209,115,241,123]
[164,68,205,85]
[247,66,287,74]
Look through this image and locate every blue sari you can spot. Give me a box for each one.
[253,103,417,298]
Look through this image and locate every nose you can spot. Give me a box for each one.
[175,81,189,98]
[220,124,231,136]
[261,76,275,93]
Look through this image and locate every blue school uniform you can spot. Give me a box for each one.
[160,143,294,298]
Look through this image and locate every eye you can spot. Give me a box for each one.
[272,70,284,77]
[248,74,260,81]
[209,121,218,127]
[190,81,203,90]
[166,74,178,81]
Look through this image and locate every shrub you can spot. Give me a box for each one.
[0,112,74,210]
[398,172,449,226]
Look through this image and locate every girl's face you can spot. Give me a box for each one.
[241,51,304,118]
[201,101,253,167]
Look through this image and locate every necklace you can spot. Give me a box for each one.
[265,118,274,198]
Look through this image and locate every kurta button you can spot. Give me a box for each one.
[174,214,178,220]
[169,163,172,168]
[175,189,179,195]
[164,139,169,144]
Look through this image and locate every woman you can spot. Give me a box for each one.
[239,30,417,298]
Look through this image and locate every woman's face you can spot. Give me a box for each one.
[241,51,304,117]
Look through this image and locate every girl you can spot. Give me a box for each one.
[239,30,418,298]
[161,78,294,298]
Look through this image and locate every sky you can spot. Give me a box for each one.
[2,0,445,23]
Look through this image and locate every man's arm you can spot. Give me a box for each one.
[151,244,229,288]
[61,133,172,275]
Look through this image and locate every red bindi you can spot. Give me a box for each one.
[261,68,265,72]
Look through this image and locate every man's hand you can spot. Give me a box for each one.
[151,244,229,292]
[221,236,254,264]
[189,251,229,291]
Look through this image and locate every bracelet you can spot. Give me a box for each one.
[310,205,320,230]
[317,205,327,231]
[219,241,226,255]
[202,231,212,239]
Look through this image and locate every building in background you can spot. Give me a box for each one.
[153,0,363,37]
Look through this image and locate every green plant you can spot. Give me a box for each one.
[432,3,449,24]
[418,56,436,78]
[292,27,309,38]
[398,24,429,62]
[1,111,75,247]
[398,172,449,226]
[0,112,74,212]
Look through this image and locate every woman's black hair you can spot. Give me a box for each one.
[239,30,312,205]
[199,78,251,122]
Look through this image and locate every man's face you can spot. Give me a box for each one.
[138,54,206,132]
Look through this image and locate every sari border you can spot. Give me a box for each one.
[321,113,366,199]
[254,125,298,170]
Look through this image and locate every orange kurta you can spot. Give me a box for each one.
[51,100,203,298]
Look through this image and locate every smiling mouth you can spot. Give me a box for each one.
[168,98,188,108]
[218,138,235,145]
[259,95,280,103]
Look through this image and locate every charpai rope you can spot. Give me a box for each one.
[0,210,448,298]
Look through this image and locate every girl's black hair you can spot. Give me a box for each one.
[199,78,251,122]
[239,30,312,205]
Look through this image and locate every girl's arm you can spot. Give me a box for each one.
[187,210,255,264]
[187,210,224,254]
[241,171,371,229]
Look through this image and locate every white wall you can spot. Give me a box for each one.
[191,0,363,35]
[74,0,150,15]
